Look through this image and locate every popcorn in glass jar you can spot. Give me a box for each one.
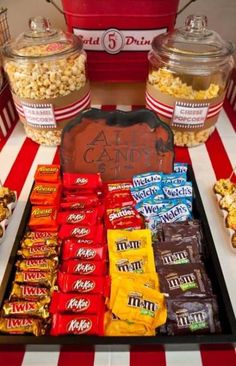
[146,15,235,147]
[3,16,90,146]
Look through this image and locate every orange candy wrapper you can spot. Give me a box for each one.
[28,206,58,232]
[30,183,61,206]
[34,164,60,183]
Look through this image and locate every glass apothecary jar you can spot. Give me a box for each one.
[146,15,235,147]
[3,16,90,146]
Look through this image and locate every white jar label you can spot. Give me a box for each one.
[73,28,167,54]
[172,102,209,129]
[22,103,56,129]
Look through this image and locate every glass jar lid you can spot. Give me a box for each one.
[4,16,83,59]
[152,15,235,62]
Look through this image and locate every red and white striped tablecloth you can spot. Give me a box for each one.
[0,101,235,366]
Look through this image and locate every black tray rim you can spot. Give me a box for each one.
[0,165,235,347]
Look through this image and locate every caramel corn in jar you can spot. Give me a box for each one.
[3,17,90,146]
[146,15,235,147]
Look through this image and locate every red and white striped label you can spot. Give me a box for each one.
[146,91,224,128]
[14,91,91,128]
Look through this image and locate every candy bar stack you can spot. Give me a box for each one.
[154,214,221,334]
[0,185,17,243]
[103,178,167,335]
[0,165,61,336]
[50,173,107,336]
[132,163,192,237]
[105,229,167,336]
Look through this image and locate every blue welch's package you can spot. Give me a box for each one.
[130,183,163,203]
[132,172,163,188]
[173,163,188,174]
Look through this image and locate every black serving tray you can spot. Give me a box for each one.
[0,166,235,349]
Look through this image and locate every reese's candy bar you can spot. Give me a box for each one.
[16,258,58,272]
[63,172,102,191]
[132,172,163,188]
[162,297,221,335]
[158,263,213,298]
[34,164,60,183]
[104,311,155,336]
[17,245,58,259]
[2,301,49,318]
[61,259,106,276]
[50,293,104,314]
[30,182,61,206]
[112,278,167,329]
[57,209,98,226]
[14,271,55,288]
[57,272,109,295]
[0,317,45,336]
[28,206,58,231]
[51,313,104,336]
[62,240,106,261]
[9,283,51,303]
[58,223,104,242]
[105,206,144,230]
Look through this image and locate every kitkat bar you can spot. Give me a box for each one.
[63,172,102,191]
[28,206,58,232]
[34,164,60,183]
[57,272,110,295]
[30,182,62,206]
[61,259,107,276]
[58,223,104,242]
[50,292,104,314]
[51,313,104,336]
[62,240,107,261]
[57,209,99,226]
[60,194,101,210]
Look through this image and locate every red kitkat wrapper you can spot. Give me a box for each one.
[63,173,102,191]
[30,183,61,206]
[57,272,109,295]
[61,259,107,276]
[60,193,100,210]
[50,292,104,314]
[57,209,98,226]
[62,240,107,261]
[34,164,60,183]
[105,206,144,230]
[50,313,104,336]
[58,223,104,242]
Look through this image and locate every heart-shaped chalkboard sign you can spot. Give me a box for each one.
[60,108,174,180]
